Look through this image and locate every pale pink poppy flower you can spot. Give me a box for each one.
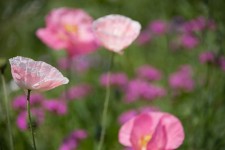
[9,56,69,92]
[93,14,141,54]
[36,7,99,57]
[119,112,185,150]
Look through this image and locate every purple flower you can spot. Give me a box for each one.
[149,20,168,35]
[136,65,162,81]
[169,65,195,93]
[180,34,199,49]
[137,30,152,45]
[62,84,92,101]
[16,108,45,131]
[124,79,166,103]
[43,99,67,115]
[12,94,44,110]
[59,129,87,150]
[219,56,225,72]
[100,72,128,89]
[199,51,216,64]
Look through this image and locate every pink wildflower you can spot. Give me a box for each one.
[93,14,141,54]
[149,20,167,35]
[136,65,162,81]
[9,56,69,92]
[12,94,44,110]
[36,7,99,57]
[62,84,92,101]
[43,99,67,115]
[169,65,195,93]
[199,51,216,64]
[100,72,128,89]
[124,79,166,103]
[180,34,199,49]
[119,112,185,150]
[16,108,45,131]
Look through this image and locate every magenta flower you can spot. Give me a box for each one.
[43,99,67,115]
[59,129,87,150]
[62,84,92,101]
[9,56,69,91]
[16,108,45,131]
[124,79,166,103]
[136,65,162,81]
[119,112,185,150]
[12,94,44,110]
[219,56,225,72]
[93,14,141,54]
[36,7,98,57]
[149,20,167,35]
[137,30,152,45]
[169,65,195,93]
[180,34,199,49]
[199,51,216,64]
[100,72,128,89]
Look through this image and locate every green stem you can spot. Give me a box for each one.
[27,90,37,150]
[97,52,115,150]
[1,74,14,150]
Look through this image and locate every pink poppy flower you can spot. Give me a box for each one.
[119,112,184,150]
[36,7,99,57]
[93,14,141,54]
[9,56,69,91]
[61,84,92,101]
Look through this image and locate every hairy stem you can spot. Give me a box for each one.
[97,52,115,150]
[27,90,37,150]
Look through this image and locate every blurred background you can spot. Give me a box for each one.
[1,0,225,149]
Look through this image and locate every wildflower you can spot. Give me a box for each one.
[9,56,69,91]
[36,7,98,57]
[93,14,141,54]
[119,112,184,150]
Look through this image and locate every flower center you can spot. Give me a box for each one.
[139,135,152,150]
[64,24,78,34]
